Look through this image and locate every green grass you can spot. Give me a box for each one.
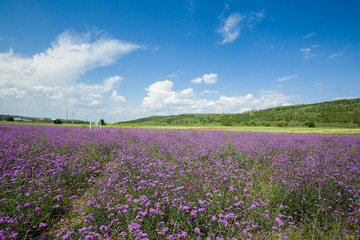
[108,124,360,134]
[204,126,360,134]
[2,121,359,134]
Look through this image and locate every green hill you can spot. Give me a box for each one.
[119,98,360,128]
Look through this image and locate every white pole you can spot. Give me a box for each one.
[90,121,92,131]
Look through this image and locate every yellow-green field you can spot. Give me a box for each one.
[1,121,359,134]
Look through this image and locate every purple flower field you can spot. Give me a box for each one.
[1,124,360,239]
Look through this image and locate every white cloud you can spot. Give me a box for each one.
[191,77,203,83]
[300,47,316,61]
[203,73,218,84]
[141,80,292,116]
[89,100,101,106]
[168,70,182,78]
[217,10,265,45]
[27,74,121,105]
[276,74,299,82]
[110,90,126,103]
[0,30,142,88]
[302,32,317,39]
[103,75,122,92]
[68,97,81,105]
[46,92,64,100]
[142,80,195,110]
[246,10,266,30]
[201,90,219,95]
[328,52,342,59]
[0,87,27,99]
[217,13,244,45]
[191,73,218,84]
[0,29,141,120]
[334,96,358,100]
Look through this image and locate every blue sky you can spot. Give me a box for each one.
[1,0,359,122]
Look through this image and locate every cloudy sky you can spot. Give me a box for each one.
[1,0,359,122]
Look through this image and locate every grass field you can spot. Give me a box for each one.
[2,120,360,135]
[1,124,360,239]
[109,124,360,135]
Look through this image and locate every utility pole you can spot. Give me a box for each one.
[66,108,68,125]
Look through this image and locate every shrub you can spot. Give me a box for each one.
[53,119,62,124]
[6,116,14,121]
[304,121,316,127]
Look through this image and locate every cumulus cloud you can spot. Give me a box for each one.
[191,73,218,84]
[22,74,123,110]
[276,74,299,82]
[0,87,27,99]
[103,75,122,92]
[0,29,139,119]
[201,90,219,96]
[141,80,291,115]
[142,80,197,111]
[217,91,291,113]
[110,90,126,103]
[0,30,142,88]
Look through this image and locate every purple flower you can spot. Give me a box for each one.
[11,233,19,238]
[190,210,197,217]
[275,217,284,226]
[39,223,47,228]
[194,227,201,234]
[198,200,206,205]
[54,195,64,201]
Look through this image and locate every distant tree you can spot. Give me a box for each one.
[100,119,106,126]
[221,118,233,126]
[6,116,14,121]
[53,119,62,124]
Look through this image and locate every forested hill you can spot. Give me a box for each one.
[120,98,360,127]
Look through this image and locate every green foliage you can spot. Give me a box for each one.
[221,117,233,126]
[305,121,316,128]
[99,119,106,126]
[53,119,62,124]
[6,116,14,121]
[118,98,360,128]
